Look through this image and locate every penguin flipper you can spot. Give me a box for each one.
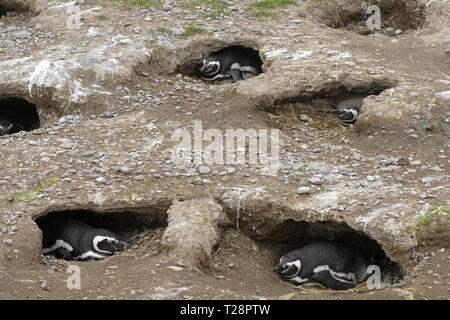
[310,270,356,290]
[52,248,73,260]
[227,69,244,82]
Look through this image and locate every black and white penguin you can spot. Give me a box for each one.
[275,241,375,290]
[329,104,362,129]
[0,119,13,136]
[38,216,130,261]
[199,46,263,83]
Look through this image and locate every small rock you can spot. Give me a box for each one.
[82,151,95,157]
[421,177,434,184]
[95,177,106,184]
[41,281,49,291]
[309,177,321,185]
[198,166,211,174]
[297,186,311,195]
[101,112,115,119]
[299,114,313,123]
[353,153,361,161]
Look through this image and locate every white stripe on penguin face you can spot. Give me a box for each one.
[93,235,118,254]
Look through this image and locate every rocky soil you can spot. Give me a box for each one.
[0,0,449,300]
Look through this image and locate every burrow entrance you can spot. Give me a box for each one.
[267,80,397,126]
[34,209,169,260]
[308,0,426,35]
[0,1,28,17]
[240,218,403,285]
[0,97,40,136]
[177,45,264,82]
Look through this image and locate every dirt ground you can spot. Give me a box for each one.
[0,0,449,300]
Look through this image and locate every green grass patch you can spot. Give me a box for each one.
[248,9,279,19]
[179,24,206,39]
[248,0,297,10]
[0,177,61,208]
[247,0,296,20]
[411,205,450,246]
[181,0,227,10]
[154,27,173,36]
[95,14,110,20]
[85,0,162,10]
[201,12,223,20]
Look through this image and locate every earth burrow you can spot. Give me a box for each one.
[0,97,40,135]
[260,79,398,117]
[255,219,402,284]
[0,0,26,17]
[33,205,169,261]
[307,0,426,36]
[170,38,264,79]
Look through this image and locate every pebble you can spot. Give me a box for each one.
[3,239,13,246]
[82,151,95,157]
[198,166,211,174]
[421,177,434,184]
[101,112,115,119]
[367,175,376,182]
[309,177,322,185]
[41,281,49,291]
[297,186,311,195]
[95,177,106,184]
[299,114,313,123]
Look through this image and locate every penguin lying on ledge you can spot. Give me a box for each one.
[199,46,263,83]
[275,241,375,290]
[39,217,130,261]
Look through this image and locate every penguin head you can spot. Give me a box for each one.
[329,105,360,129]
[92,232,131,255]
[275,257,302,278]
[200,57,220,76]
[0,120,13,136]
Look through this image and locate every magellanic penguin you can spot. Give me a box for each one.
[39,216,131,261]
[275,241,375,290]
[0,119,13,136]
[199,46,263,83]
[329,104,362,129]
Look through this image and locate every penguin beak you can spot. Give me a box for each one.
[275,263,300,278]
[114,240,131,251]
[329,109,343,116]
[200,63,210,73]
[274,264,288,274]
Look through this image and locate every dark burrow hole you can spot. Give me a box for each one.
[253,219,403,284]
[0,2,27,17]
[35,210,167,260]
[0,98,40,136]
[272,81,397,125]
[314,0,426,35]
[180,45,263,82]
